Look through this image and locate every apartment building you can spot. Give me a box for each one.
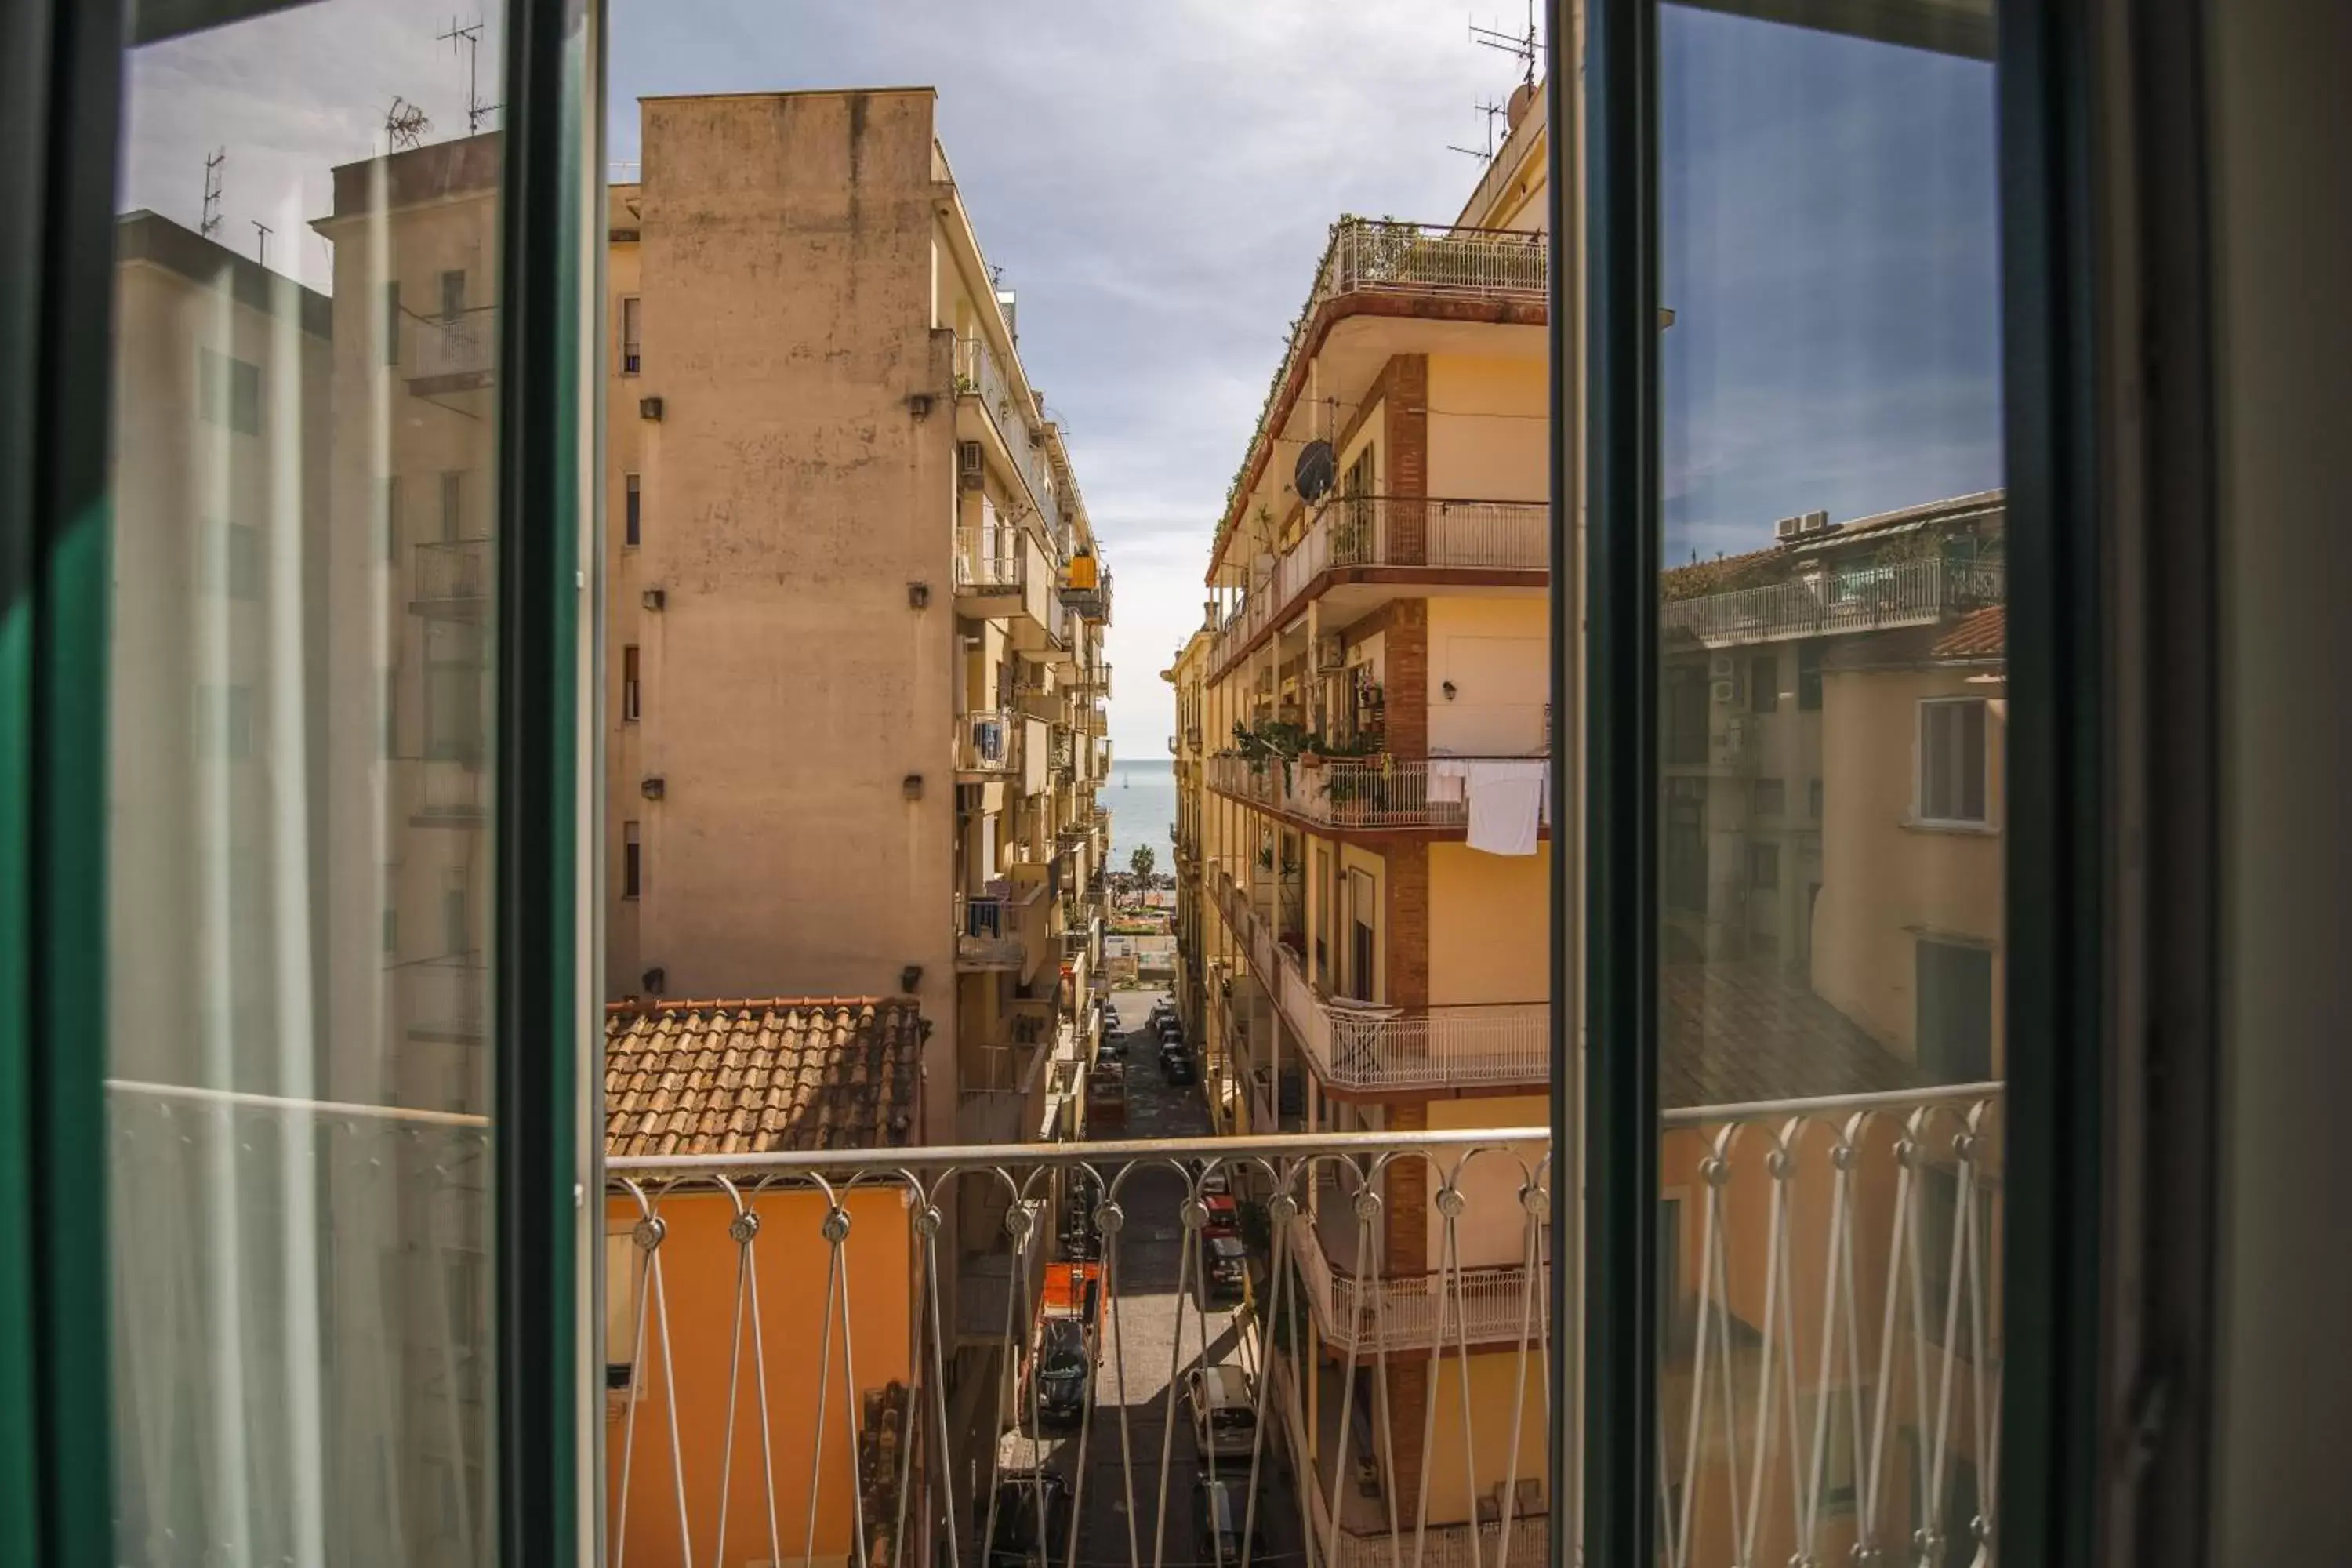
[601,89,1115,1149]
[1175,85,1555,1552]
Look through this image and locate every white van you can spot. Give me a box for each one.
[1185,1364,1260,1463]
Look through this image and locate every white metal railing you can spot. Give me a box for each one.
[1661,556,2005,648]
[957,710,1019,775]
[954,333,1065,540]
[411,536,493,612]
[1207,497,1547,676]
[954,523,1025,592]
[408,305,498,384]
[1207,753,1552,831]
[956,893,1028,970]
[1288,1205,1546,1356]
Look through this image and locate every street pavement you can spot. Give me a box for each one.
[1014,988,1308,1568]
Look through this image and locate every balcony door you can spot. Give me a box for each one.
[0,0,596,1561]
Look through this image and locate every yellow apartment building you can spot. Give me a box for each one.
[1174,82,1556,1558]
[600,89,1115,1152]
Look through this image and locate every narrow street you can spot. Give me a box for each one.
[1060,988,1308,1568]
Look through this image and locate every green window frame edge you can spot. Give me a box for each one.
[0,0,601,1561]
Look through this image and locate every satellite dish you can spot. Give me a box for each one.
[1294,440,1337,503]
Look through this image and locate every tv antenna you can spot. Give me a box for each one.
[1469,1,1541,89]
[252,220,273,269]
[1447,98,1511,165]
[199,147,226,239]
[438,15,500,133]
[384,96,430,151]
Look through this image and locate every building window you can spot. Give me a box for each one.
[426,626,484,763]
[442,883,469,959]
[619,295,641,375]
[622,644,641,721]
[622,822,641,899]
[1916,938,1994,1083]
[379,475,401,561]
[440,268,466,321]
[440,471,465,542]
[203,521,263,601]
[1748,653,1779,713]
[198,683,256,759]
[383,279,401,365]
[1747,841,1779,891]
[1798,640,1823,710]
[1751,778,1785,818]
[624,472,641,546]
[1918,698,1989,823]
[1809,777,1824,819]
[381,904,397,955]
[1664,663,1709,766]
[198,347,262,436]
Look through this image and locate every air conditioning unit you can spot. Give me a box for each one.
[1773,514,1801,540]
[1316,634,1345,672]
[1710,678,1737,706]
[1709,654,1736,679]
[1798,509,1831,533]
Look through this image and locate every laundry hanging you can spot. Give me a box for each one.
[1464,760,1547,856]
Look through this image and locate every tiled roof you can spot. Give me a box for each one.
[1932,604,2006,660]
[604,996,926,1158]
[1661,963,1919,1109]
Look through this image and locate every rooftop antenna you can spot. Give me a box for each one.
[252,220,273,269]
[437,15,499,133]
[1447,97,1510,165]
[1468,0,1541,89]
[199,147,226,239]
[383,96,430,151]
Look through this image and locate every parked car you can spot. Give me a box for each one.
[1102,1007,1123,1035]
[1203,1233,1249,1300]
[982,1471,1072,1568]
[1160,1046,1198,1086]
[1185,1365,1261,1461]
[1029,1316,1092,1428]
[1192,1477,1268,1563]
[1087,1062,1126,1128]
[1096,1035,1125,1064]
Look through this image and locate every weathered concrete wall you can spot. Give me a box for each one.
[627,92,959,1123]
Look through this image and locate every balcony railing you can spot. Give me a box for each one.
[1210,862,1548,1090]
[954,523,1025,592]
[1661,556,2005,648]
[955,893,1028,971]
[408,304,498,387]
[953,333,1065,540]
[1207,497,1546,675]
[1208,753,1551,831]
[411,537,493,616]
[956,710,1020,776]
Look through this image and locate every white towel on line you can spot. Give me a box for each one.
[1428,757,1472,804]
[1465,760,1548,856]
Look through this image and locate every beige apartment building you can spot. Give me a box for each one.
[601,89,1114,1148]
[1173,84,1555,1556]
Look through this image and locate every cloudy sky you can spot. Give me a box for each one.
[123,2,2002,760]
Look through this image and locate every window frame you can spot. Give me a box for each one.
[1915,695,1991,828]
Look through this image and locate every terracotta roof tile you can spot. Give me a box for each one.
[1661,963,1920,1109]
[603,996,927,1159]
[1931,604,2005,660]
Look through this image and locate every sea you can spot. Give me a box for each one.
[1106,759,1178,870]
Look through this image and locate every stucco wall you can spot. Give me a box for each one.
[1428,842,1550,1007]
[1808,665,2005,1064]
[626,93,959,1109]
[1425,352,1549,502]
[1426,594,1549,755]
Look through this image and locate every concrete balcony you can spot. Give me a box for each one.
[405,305,497,395]
[1207,752,1550,833]
[408,537,492,620]
[955,710,1020,779]
[953,892,1029,971]
[1661,556,2004,648]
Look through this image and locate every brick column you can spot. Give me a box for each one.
[1384,1100,1429,1274]
[1381,598,1428,760]
[1385,840,1429,1008]
[1381,1357,1432,1530]
[1382,354,1429,565]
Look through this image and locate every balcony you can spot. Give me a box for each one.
[1207,497,1547,677]
[399,958,486,1040]
[954,892,1029,971]
[1210,862,1547,1091]
[956,710,1020,779]
[1661,555,2005,648]
[953,332,1065,540]
[405,304,497,394]
[409,536,492,619]
[1207,752,1551,833]
[600,1076,1998,1568]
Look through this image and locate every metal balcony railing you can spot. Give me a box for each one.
[1207,497,1546,676]
[953,333,1065,539]
[955,893,1028,971]
[1661,556,2005,648]
[954,523,1025,593]
[1207,753,1551,832]
[408,304,498,386]
[411,537,493,615]
[957,710,1020,776]
[1209,862,1548,1091]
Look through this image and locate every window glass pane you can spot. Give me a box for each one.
[1657,7,2005,1567]
[107,2,503,1561]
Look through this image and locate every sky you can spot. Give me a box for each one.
[120,1,2002,762]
